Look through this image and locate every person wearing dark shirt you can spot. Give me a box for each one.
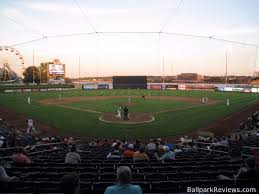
[107,145,122,158]
[123,106,129,120]
[235,157,259,185]
[0,166,18,190]
[61,172,80,194]
[218,156,259,187]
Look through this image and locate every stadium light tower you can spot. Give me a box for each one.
[32,48,35,84]
[162,55,165,83]
[224,46,232,85]
[225,51,228,84]
[78,56,81,80]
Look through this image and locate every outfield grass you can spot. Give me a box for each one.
[0,89,258,138]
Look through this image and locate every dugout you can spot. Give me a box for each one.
[112,76,147,89]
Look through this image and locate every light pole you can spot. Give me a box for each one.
[78,56,81,80]
[39,65,41,84]
[225,51,228,84]
[32,48,35,84]
[224,46,232,85]
[162,55,165,83]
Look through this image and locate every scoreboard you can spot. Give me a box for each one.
[113,76,147,89]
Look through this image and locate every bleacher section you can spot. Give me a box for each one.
[0,112,259,194]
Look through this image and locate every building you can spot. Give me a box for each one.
[250,77,259,85]
[177,73,204,81]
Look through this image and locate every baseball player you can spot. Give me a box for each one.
[128,97,131,103]
[205,96,208,103]
[27,118,36,133]
[226,98,230,106]
[202,97,205,104]
[116,106,122,119]
[27,97,31,105]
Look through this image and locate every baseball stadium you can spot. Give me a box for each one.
[0,0,259,193]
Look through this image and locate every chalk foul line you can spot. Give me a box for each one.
[56,105,102,114]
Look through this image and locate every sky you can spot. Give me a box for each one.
[0,0,259,78]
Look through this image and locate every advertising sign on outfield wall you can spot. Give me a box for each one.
[216,86,259,93]
[251,88,258,93]
[224,87,233,92]
[82,83,98,90]
[178,84,186,90]
[149,84,162,90]
[98,84,109,89]
[23,89,32,92]
[232,88,244,92]
[165,85,178,90]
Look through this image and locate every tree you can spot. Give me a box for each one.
[39,62,50,83]
[23,66,40,83]
[65,77,72,84]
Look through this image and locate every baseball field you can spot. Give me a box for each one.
[0,89,258,139]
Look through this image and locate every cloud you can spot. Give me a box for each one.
[24,2,128,16]
[2,7,26,18]
[217,27,259,35]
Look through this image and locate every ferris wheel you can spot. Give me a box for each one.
[0,46,25,83]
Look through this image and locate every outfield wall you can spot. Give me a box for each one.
[113,76,147,89]
[78,81,259,93]
[216,86,259,93]
[0,84,74,93]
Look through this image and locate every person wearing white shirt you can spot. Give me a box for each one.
[27,118,36,133]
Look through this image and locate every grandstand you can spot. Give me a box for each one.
[0,111,259,193]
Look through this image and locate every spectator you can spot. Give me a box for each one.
[157,138,165,151]
[65,144,81,164]
[164,140,174,150]
[210,138,220,149]
[12,147,31,164]
[0,166,18,190]
[104,166,142,194]
[124,144,135,158]
[218,157,259,186]
[134,140,141,150]
[107,145,122,158]
[121,138,128,147]
[0,118,4,125]
[235,157,259,183]
[89,139,97,147]
[147,139,156,151]
[133,145,149,161]
[103,139,110,147]
[96,140,103,147]
[219,137,229,146]
[0,136,5,148]
[10,128,16,147]
[61,172,80,194]
[155,146,175,161]
[116,142,123,151]
[68,137,74,144]
[174,145,183,153]
[111,140,118,147]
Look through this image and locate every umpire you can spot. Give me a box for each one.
[123,106,129,120]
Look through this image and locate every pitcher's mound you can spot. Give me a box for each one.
[99,113,154,124]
